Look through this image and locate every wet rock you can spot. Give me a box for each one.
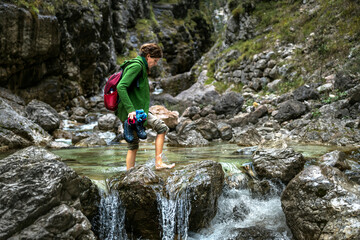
[149,105,179,129]
[214,92,244,117]
[109,161,224,238]
[232,127,262,147]
[165,160,224,231]
[0,97,52,150]
[293,85,320,101]
[281,165,360,240]
[0,146,100,239]
[230,226,284,240]
[274,99,307,123]
[253,148,305,184]
[320,150,351,171]
[25,99,61,132]
[348,83,360,104]
[98,113,120,131]
[109,165,163,240]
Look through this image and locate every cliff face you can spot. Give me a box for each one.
[0,0,215,109]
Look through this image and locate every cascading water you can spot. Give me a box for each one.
[96,191,128,240]
[157,190,192,240]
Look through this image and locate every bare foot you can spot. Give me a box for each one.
[155,163,175,170]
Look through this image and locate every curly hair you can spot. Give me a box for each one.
[139,43,163,58]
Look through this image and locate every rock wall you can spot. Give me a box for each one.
[0,0,215,110]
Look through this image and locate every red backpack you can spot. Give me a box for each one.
[104,71,124,111]
[104,60,143,111]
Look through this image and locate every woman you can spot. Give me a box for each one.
[116,43,175,170]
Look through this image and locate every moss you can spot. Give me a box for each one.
[117,50,138,65]
[214,81,230,94]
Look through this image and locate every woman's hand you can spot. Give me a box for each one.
[128,111,136,120]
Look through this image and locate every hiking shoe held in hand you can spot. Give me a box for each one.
[135,119,147,139]
[123,119,135,143]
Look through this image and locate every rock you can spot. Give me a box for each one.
[150,105,179,129]
[160,72,195,96]
[334,71,358,91]
[320,150,351,171]
[253,148,305,184]
[109,161,224,238]
[167,130,209,147]
[109,165,163,240]
[195,118,220,141]
[230,226,284,240]
[25,99,61,132]
[175,70,220,105]
[226,105,268,127]
[281,165,360,240]
[316,83,333,93]
[217,122,233,141]
[293,85,320,101]
[0,97,52,150]
[75,133,107,147]
[233,127,262,146]
[0,87,26,116]
[348,83,360,104]
[274,99,307,123]
[165,161,224,231]
[214,92,244,117]
[182,106,201,119]
[0,146,100,239]
[70,107,88,123]
[98,113,120,131]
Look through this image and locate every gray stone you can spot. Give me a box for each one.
[25,99,61,132]
[0,97,52,150]
[274,100,307,123]
[214,92,244,117]
[0,146,99,239]
[253,148,305,184]
[98,113,120,131]
[281,165,360,240]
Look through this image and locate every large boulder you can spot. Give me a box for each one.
[167,129,209,147]
[0,146,100,239]
[108,161,224,239]
[194,118,220,141]
[25,99,61,132]
[232,127,263,147]
[109,166,163,240]
[149,105,179,129]
[160,72,196,96]
[165,161,224,232]
[253,148,305,184]
[274,99,307,123]
[0,97,52,151]
[214,92,244,117]
[281,165,360,240]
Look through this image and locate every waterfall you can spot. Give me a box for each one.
[157,190,192,240]
[97,191,128,240]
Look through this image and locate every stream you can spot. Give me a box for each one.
[51,140,339,240]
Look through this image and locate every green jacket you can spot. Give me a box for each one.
[116,56,149,125]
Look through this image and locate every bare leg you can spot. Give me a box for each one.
[155,133,175,169]
[126,149,138,170]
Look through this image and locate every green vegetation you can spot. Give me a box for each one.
[311,108,321,119]
[213,81,230,94]
[117,50,138,65]
[321,90,347,104]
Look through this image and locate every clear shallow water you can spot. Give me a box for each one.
[51,143,252,182]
